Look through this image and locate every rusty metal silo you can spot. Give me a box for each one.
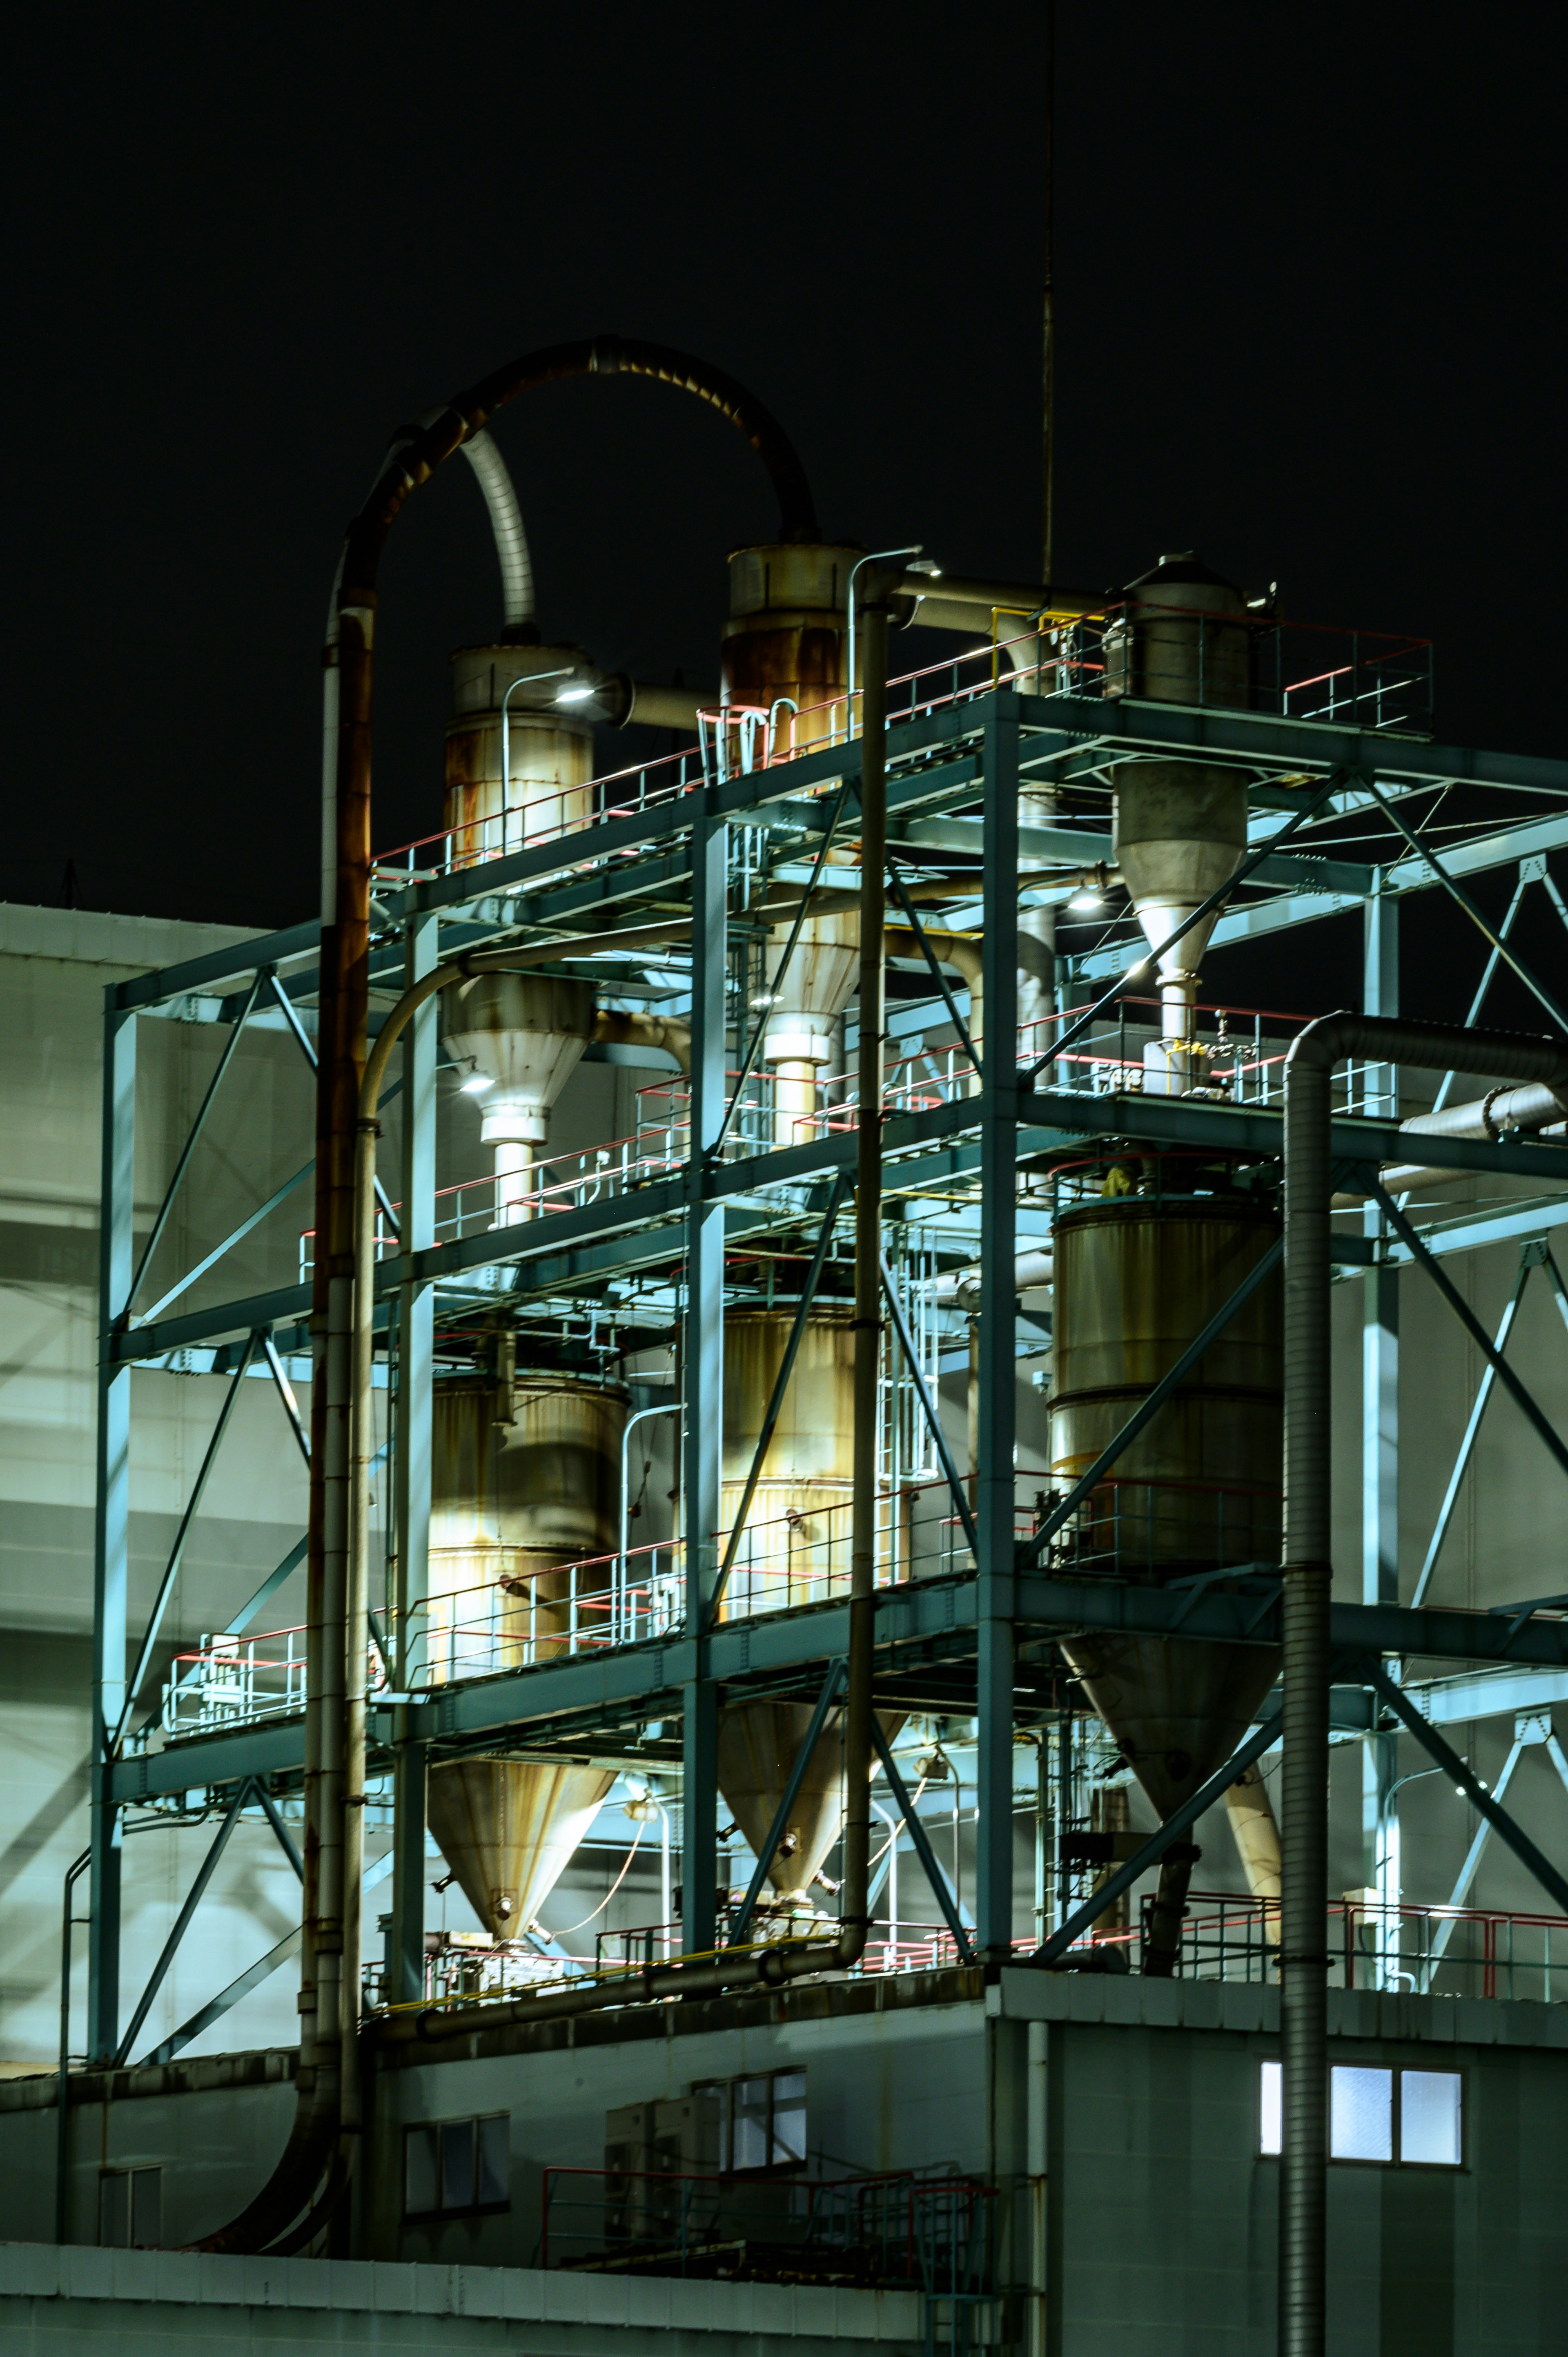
[723,546,862,1147]
[1049,1190,1282,1971]
[442,646,600,1218]
[1102,553,1254,1095]
[710,1304,903,1930]
[425,1374,628,1939]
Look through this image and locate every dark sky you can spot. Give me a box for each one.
[7,5,1563,947]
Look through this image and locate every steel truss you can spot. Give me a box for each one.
[84,685,1568,2060]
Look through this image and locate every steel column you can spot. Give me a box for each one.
[391,911,437,2003]
[1361,883,1401,1984]
[976,695,1020,1958]
[89,1001,136,2062]
[681,809,727,1955]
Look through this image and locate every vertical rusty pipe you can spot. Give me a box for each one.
[310,588,375,2174]
[194,339,822,2251]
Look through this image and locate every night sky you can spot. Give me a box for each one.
[9,6,1563,1020]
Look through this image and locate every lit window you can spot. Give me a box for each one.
[1400,2070,1462,2166]
[1260,2059,1282,2155]
[1258,2063,1461,2167]
[1332,2067,1393,2162]
[405,2115,510,2217]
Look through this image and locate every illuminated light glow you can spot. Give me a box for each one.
[556,684,595,705]
[460,1072,496,1095]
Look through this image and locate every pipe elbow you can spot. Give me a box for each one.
[593,1008,692,1073]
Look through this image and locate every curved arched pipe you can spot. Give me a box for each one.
[199,342,818,2256]
[460,429,536,638]
[1280,1012,1568,2357]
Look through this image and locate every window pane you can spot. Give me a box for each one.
[441,2118,476,2212]
[477,2114,509,2206]
[1400,2071,1461,2166]
[1260,2060,1282,2156]
[130,2168,161,2250]
[771,2070,807,2165]
[732,2076,771,2172]
[405,2125,439,2215]
[98,2171,128,2248]
[1331,2066,1392,2162]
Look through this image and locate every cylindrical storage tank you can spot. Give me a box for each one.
[444,644,596,867]
[724,547,862,1146]
[424,1374,628,1939]
[718,1305,856,1613]
[1102,555,1254,1090]
[1048,1195,1282,1571]
[1050,1193,1282,1970]
[722,543,862,754]
[443,645,601,1218]
[708,1302,902,1929]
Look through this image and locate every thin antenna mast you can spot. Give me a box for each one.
[1041,0,1056,582]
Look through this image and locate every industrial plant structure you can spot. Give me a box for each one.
[0,336,1565,2356]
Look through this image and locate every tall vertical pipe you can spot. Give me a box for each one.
[1280,1010,1568,2357]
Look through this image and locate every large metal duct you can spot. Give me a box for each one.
[1050,1189,1282,1971]
[425,1375,627,1938]
[1103,554,1254,1094]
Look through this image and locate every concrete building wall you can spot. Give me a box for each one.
[2,1973,1562,2351]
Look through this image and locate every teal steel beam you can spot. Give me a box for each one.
[89,1002,136,2063]
[391,908,439,2003]
[1033,1717,1279,1964]
[1361,883,1401,1983]
[126,974,265,1311]
[976,695,1021,1959]
[1410,1247,1537,1609]
[870,1716,976,1964]
[109,1571,1568,1806]
[1366,1667,1568,1916]
[104,1082,1568,1372]
[681,805,727,1956]
[115,1331,261,1749]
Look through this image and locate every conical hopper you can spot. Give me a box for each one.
[427,1757,613,1939]
[717,1700,906,1918]
[425,1376,628,1938]
[1057,1632,1278,1821]
[1112,766,1248,1034]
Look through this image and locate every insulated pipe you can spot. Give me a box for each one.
[1223,1762,1283,1944]
[1397,1080,1568,1141]
[460,429,536,638]
[1330,1079,1568,1201]
[592,1008,692,1070]
[890,573,1102,623]
[1280,1010,1568,2357]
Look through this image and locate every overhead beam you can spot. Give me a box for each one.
[113,1571,1568,1803]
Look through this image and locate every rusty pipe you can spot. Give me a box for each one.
[198,345,820,2254]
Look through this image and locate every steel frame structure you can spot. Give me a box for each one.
[85,680,1568,2063]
